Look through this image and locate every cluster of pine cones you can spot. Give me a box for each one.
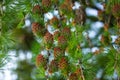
[31,0,86,79]
[97,3,120,49]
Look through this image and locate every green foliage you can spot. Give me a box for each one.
[0,32,15,51]
[13,60,35,80]
[0,52,7,68]
[1,0,120,80]
[35,67,46,79]
[49,73,66,80]
[31,40,41,54]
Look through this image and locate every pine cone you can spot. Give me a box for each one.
[32,22,46,37]
[112,4,120,18]
[48,59,58,74]
[41,0,51,13]
[50,16,59,28]
[61,27,71,39]
[42,0,51,7]
[32,5,42,14]
[53,31,60,40]
[75,6,86,25]
[69,73,78,80]
[58,57,68,70]
[52,0,59,5]
[36,54,47,69]
[75,68,82,76]
[44,32,53,49]
[59,0,73,15]
[59,14,67,26]
[58,36,68,49]
[75,68,85,80]
[115,36,120,45]
[32,22,41,34]
[54,47,65,59]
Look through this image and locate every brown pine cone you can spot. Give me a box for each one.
[54,47,65,59]
[75,68,85,80]
[58,36,68,49]
[36,54,47,69]
[42,0,51,7]
[50,16,59,28]
[112,4,120,18]
[75,68,82,76]
[32,22,41,34]
[52,0,59,5]
[115,36,120,45]
[61,27,71,39]
[32,5,42,14]
[48,59,58,74]
[58,57,68,70]
[32,22,46,37]
[69,73,78,80]
[44,32,53,49]
[53,31,60,40]
[75,6,86,25]
[59,0,73,15]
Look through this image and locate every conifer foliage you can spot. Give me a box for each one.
[1,0,120,80]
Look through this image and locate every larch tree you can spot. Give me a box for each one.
[0,0,120,80]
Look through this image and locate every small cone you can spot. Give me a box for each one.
[61,27,71,39]
[42,0,51,13]
[44,32,53,49]
[52,0,59,5]
[53,31,60,40]
[58,36,68,49]
[48,59,58,74]
[32,22,41,34]
[54,47,65,59]
[75,6,86,25]
[58,57,69,76]
[58,57,68,70]
[75,68,82,77]
[42,0,51,7]
[112,4,120,18]
[36,54,47,69]
[69,73,78,80]
[32,22,46,37]
[115,36,120,45]
[50,16,59,28]
[32,5,42,14]
[59,0,73,15]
